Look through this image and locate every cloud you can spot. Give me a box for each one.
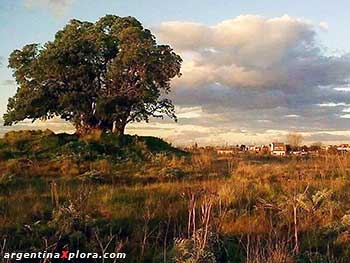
[2,14,349,145]
[1,80,16,86]
[0,118,74,136]
[305,132,350,142]
[150,15,350,143]
[23,0,74,16]
[285,114,300,118]
[157,15,350,92]
[319,21,329,31]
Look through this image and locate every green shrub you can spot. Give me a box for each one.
[0,173,17,187]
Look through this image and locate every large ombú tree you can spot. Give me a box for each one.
[4,15,182,135]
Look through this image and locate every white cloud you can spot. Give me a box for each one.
[334,86,350,92]
[0,117,75,136]
[319,21,329,31]
[175,106,203,118]
[24,0,74,16]
[318,102,350,107]
[340,114,350,119]
[285,114,300,118]
[257,119,272,123]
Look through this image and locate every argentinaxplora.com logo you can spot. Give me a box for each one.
[3,250,126,261]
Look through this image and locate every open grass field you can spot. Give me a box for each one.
[3,2,350,262]
[1,131,350,262]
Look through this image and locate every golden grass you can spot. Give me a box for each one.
[2,152,350,262]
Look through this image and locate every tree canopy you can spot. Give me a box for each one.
[4,15,182,135]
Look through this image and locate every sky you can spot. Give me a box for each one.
[1,0,350,146]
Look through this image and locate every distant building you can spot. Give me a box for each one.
[216,149,235,155]
[248,145,262,153]
[248,145,255,151]
[270,142,287,156]
[239,144,248,151]
[337,144,350,152]
[291,150,307,156]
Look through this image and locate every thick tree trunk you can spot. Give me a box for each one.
[76,114,105,136]
[112,120,126,136]
[76,115,128,136]
[75,124,103,137]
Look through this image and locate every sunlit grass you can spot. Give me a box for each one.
[2,131,350,262]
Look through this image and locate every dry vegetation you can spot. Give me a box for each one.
[1,131,350,262]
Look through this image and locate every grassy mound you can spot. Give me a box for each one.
[0,129,185,162]
[0,130,188,179]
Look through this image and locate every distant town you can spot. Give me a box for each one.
[185,142,350,156]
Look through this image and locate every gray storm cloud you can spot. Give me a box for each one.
[153,15,350,139]
[157,15,350,91]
